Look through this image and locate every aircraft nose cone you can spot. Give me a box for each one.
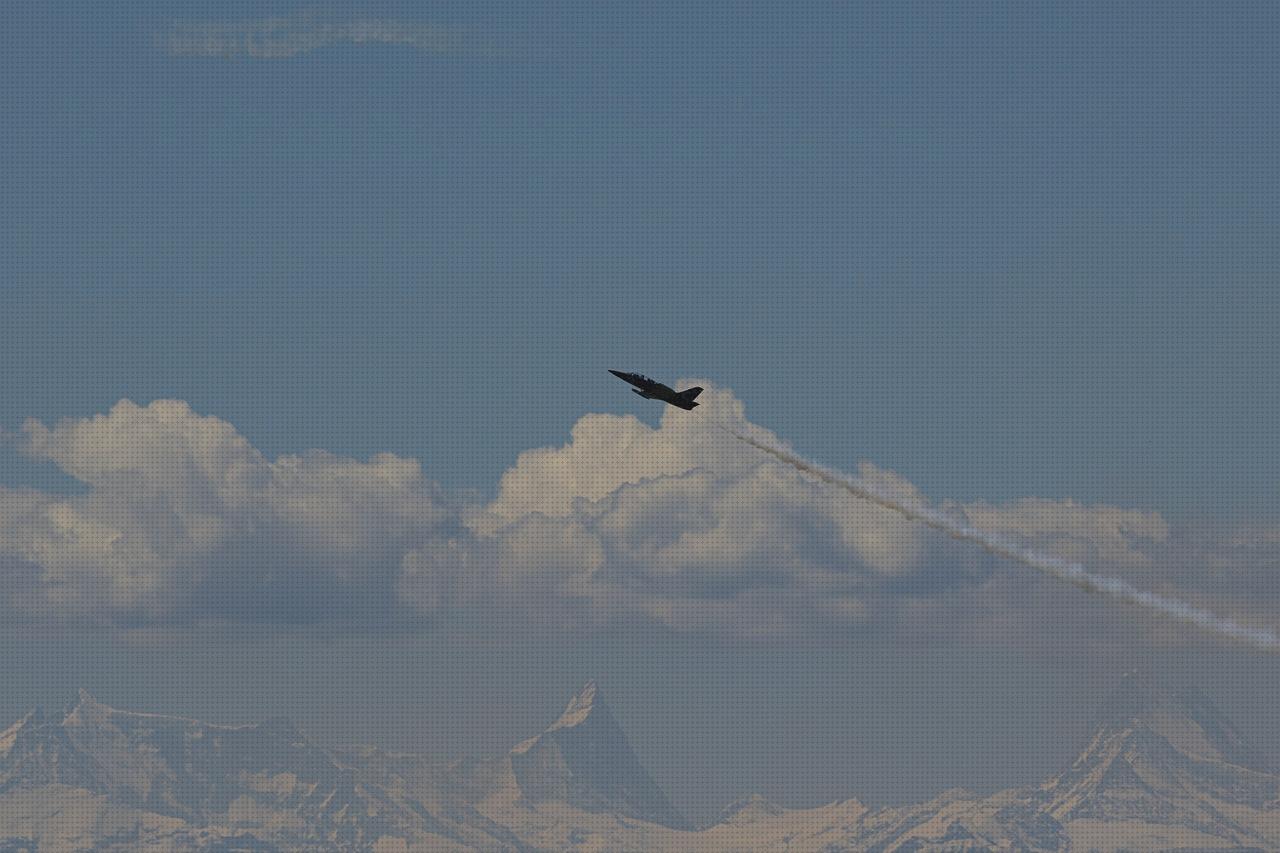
[609,370,626,379]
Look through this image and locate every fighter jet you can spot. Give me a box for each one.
[609,370,703,410]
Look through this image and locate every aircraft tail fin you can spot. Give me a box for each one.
[678,386,703,401]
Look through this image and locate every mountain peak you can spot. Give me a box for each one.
[1092,672,1268,771]
[62,687,113,727]
[1096,671,1181,721]
[716,793,786,824]
[1039,672,1280,839]
[546,679,602,732]
[495,679,690,829]
[7,707,44,730]
[0,707,44,755]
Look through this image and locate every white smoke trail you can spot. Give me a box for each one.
[722,427,1280,653]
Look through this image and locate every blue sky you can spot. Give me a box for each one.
[3,3,1277,516]
[2,0,1279,820]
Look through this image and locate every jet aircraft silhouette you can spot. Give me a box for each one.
[609,370,703,410]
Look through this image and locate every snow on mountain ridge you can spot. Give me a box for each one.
[545,679,599,732]
[1090,671,1271,773]
[2,675,1278,851]
[0,691,521,852]
[714,793,787,824]
[1025,672,1280,850]
[0,709,42,757]
[442,680,694,833]
[60,688,264,735]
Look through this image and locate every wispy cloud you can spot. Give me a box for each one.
[159,11,464,59]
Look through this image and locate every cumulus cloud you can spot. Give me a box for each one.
[2,400,454,624]
[0,391,1272,646]
[410,384,935,635]
[160,11,464,59]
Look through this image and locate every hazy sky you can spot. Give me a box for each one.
[2,0,1279,825]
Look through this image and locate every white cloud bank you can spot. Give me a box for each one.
[0,391,1272,646]
[2,400,451,623]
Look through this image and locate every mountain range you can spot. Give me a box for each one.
[1,673,1276,852]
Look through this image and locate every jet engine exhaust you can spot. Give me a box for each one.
[720,426,1280,654]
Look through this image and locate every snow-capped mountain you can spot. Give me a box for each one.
[837,786,1067,852]
[0,690,518,852]
[1,674,1276,851]
[825,672,1280,852]
[1036,672,1279,851]
[445,680,690,830]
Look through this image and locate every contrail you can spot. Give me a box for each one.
[722,426,1280,653]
